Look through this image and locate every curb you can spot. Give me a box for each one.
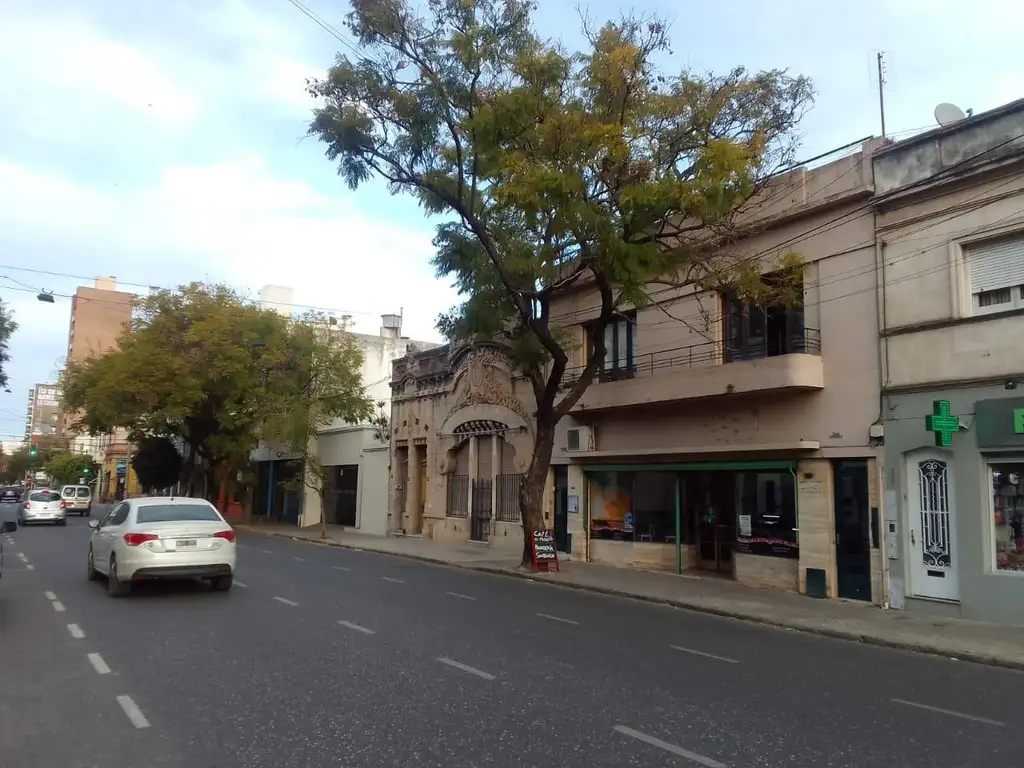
[235,525,1024,672]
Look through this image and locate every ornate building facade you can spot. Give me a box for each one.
[389,342,552,551]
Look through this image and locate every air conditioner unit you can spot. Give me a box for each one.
[565,425,595,453]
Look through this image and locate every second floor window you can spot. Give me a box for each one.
[587,312,637,380]
[967,234,1024,316]
[723,277,806,363]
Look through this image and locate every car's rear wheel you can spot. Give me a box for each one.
[211,574,233,592]
[87,548,100,581]
[107,556,128,597]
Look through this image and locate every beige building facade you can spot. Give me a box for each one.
[547,140,889,603]
[875,97,1024,625]
[389,342,547,554]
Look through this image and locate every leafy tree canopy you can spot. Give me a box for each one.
[45,452,98,487]
[307,0,811,560]
[1,446,41,483]
[132,436,184,491]
[0,299,17,392]
[61,283,305,493]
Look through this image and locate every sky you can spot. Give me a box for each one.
[0,0,1021,444]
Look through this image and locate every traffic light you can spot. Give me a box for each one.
[29,445,37,457]
[83,466,91,474]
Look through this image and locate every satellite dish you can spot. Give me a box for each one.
[934,102,968,127]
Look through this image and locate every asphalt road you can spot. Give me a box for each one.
[3,506,1023,767]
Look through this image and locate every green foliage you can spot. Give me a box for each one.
[61,282,305,488]
[1,446,39,483]
[0,299,16,391]
[310,1,810,401]
[45,452,98,487]
[263,312,375,535]
[307,0,811,553]
[132,436,184,491]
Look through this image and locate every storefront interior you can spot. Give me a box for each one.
[586,464,800,576]
[989,460,1024,573]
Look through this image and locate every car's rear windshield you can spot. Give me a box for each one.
[30,492,60,502]
[135,504,221,524]
[76,488,90,498]
[62,487,76,496]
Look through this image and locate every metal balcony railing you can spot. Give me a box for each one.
[559,327,821,390]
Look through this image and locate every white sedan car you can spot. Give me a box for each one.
[87,496,237,597]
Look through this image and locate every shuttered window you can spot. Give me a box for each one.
[966,234,1024,315]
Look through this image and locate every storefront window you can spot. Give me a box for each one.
[633,472,677,543]
[734,471,798,558]
[589,471,634,540]
[990,462,1024,573]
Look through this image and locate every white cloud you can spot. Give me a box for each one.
[0,13,201,131]
[0,157,454,342]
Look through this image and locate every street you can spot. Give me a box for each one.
[2,506,1022,768]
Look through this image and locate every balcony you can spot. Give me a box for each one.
[561,328,823,411]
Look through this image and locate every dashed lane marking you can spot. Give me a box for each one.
[669,645,739,664]
[891,698,1004,727]
[338,620,375,635]
[52,600,66,613]
[67,624,85,639]
[234,580,249,588]
[116,695,151,729]
[273,596,299,607]
[537,613,579,626]
[44,591,57,600]
[437,657,496,681]
[381,576,405,584]
[613,725,727,767]
[88,653,111,675]
[446,591,477,601]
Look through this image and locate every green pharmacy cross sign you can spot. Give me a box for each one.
[925,400,960,447]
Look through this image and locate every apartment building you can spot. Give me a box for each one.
[550,140,888,604]
[874,97,1024,625]
[63,277,137,494]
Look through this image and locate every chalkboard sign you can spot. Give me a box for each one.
[530,529,560,572]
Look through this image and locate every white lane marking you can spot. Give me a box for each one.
[116,695,151,729]
[235,543,248,548]
[26,564,34,570]
[437,657,496,681]
[293,556,307,562]
[261,550,274,555]
[52,600,66,613]
[381,576,405,584]
[87,653,111,675]
[44,591,57,600]
[234,580,249,588]
[17,552,27,560]
[613,725,727,767]
[332,565,350,571]
[537,613,579,626]
[670,645,740,664]
[338,620,375,635]
[446,591,477,601]
[891,698,1005,727]
[67,623,85,639]
[273,596,299,607]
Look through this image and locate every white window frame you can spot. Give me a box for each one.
[988,456,1024,578]
[959,230,1024,317]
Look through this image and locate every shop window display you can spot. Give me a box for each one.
[991,462,1024,573]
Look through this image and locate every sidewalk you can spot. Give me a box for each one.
[236,522,1024,670]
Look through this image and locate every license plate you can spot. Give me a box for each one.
[176,539,197,549]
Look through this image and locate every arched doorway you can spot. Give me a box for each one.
[449,420,520,542]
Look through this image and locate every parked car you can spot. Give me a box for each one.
[87,496,237,597]
[0,518,16,581]
[60,485,93,516]
[20,490,67,526]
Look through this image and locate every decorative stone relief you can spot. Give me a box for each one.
[447,345,529,424]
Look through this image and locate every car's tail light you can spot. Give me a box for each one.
[59,501,67,509]
[214,530,236,543]
[24,502,29,510]
[123,533,158,546]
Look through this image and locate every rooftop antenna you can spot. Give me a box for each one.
[934,102,968,127]
[876,52,888,139]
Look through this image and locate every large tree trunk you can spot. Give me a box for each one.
[518,417,556,568]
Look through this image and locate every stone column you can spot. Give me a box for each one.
[796,458,837,597]
[467,436,478,515]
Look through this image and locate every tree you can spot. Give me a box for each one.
[371,400,389,444]
[61,283,300,499]
[263,313,375,538]
[0,299,17,391]
[44,452,98,487]
[132,436,184,492]
[307,0,812,565]
[1,446,41,483]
